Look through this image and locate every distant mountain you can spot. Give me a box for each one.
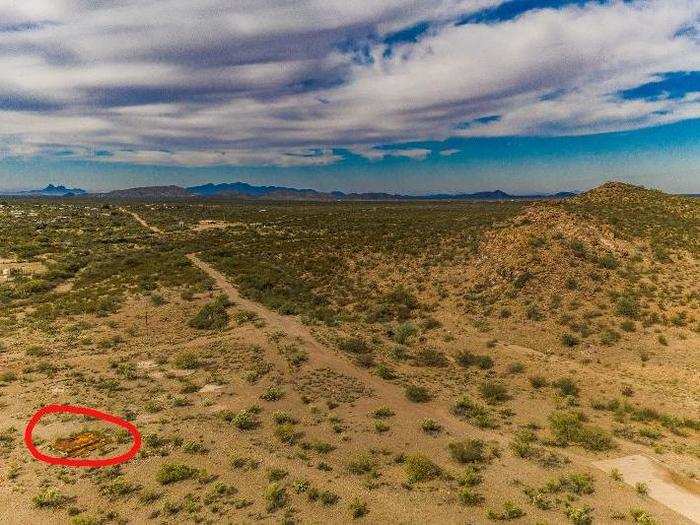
[185,182,576,201]
[98,185,195,199]
[0,181,580,200]
[72,181,582,201]
[0,184,88,196]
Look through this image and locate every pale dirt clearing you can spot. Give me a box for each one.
[595,454,700,523]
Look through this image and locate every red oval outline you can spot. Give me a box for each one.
[24,404,142,468]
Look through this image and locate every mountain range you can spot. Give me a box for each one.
[0,184,88,197]
[1,182,578,201]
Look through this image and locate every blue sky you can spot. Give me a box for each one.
[1,1,699,193]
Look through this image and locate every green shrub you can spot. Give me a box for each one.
[404,453,441,483]
[459,488,485,506]
[561,333,579,347]
[549,411,614,451]
[347,453,377,476]
[479,381,509,404]
[264,482,287,512]
[415,347,448,367]
[375,363,396,379]
[33,488,71,508]
[173,351,200,370]
[566,505,593,525]
[486,500,525,520]
[508,362,525,374]
[448,439,486,464]
[349,498,369,519]
[421,418,442,434]
[529,375,548,388]
[229,409,260,430]
[405,385,431,403]
[274,423,302,445]
[188,295,230,330]
[372,406,395,419]
[394,322,418,344]
[156,463,198,485]
[615,295,639,319]
[555,377,579,397]
[338,337,371,354]
[260,385,285,401]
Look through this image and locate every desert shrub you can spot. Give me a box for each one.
[405,385,431,403]
[156,463,198,485]
[377,286,419,321]
[347,453,377,476]
[33,488,71,508]
[551,473,595,495]
[404,453,441,483]
[338,337,371,354]
[272,411,297,425]
[486,500,525,520]
[549,411,614,451]
[182,441,208,454]
[421,317,441,330]
[349,498,369,519]
[599,253,619,269]
[372,407,395,419]
[555,377,579,397]
[375,363,396,379]
[394,322,418,344]
[480,381,509,404]
[600,329,620,345]
[421,418,442,434]
[630,508,656,524]
[529,375,548,388]
[510,429,538,458]
[566,505,594,525]
[415,347,448,367]
[150,293,166,306]
[188,295,230,330]
[448,439,486,464]
[274,423,302,444]
[451,395,488,418]
[561,333,579,347]
[508,362,525,374]
[100,479,142,500]
[0,371,16,383]
[459,466,483,487]
[374,421,390,433]
[620,320,636,332]
[260,386,285,401]
[173,351,200,370]
[615,295,639,319]
[456,350,493,369]
[526,304,544,321]
[459,488,485,506]
[264,483,287,512]
[230,409,260,431]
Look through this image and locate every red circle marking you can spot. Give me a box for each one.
[24,404,142,468]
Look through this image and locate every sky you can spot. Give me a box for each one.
[0,0,699,194]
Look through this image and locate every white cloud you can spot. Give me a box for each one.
[439,149,460,156]
[0,0,698,167]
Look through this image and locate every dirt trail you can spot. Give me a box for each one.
[186,253,477,436]
[119,206,163,234]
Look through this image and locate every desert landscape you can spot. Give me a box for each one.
[0,182,697,524]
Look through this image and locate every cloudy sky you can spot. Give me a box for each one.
[1,0,699,193]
